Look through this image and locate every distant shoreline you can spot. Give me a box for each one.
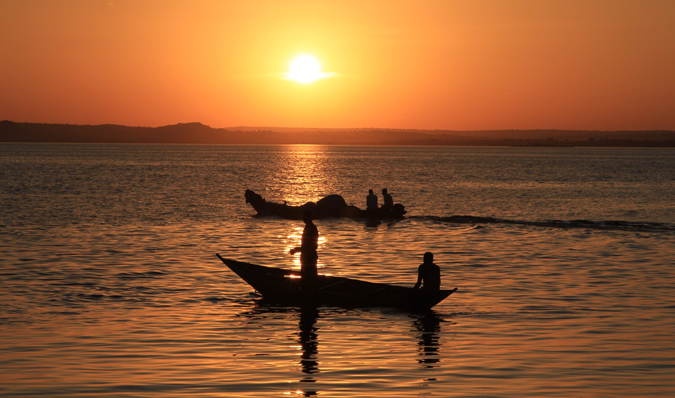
[2,120,674,147]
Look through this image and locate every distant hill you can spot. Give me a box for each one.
[2,121,674,147]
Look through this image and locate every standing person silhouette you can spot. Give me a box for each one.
[414,252,441,291]
[382,188,393,211]
[366,189,378,212]
[290,209,319,300]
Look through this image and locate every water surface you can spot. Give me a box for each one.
[1,144,674,397]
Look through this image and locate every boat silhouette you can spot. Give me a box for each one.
[217,254,456,310]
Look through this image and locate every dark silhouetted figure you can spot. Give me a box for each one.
[382,188,393,211]
[290,209,319,300]
[366,189,378,211]
[414,252,441,291]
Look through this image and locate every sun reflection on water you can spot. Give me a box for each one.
[273,145,338,206]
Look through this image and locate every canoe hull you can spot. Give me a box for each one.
[217,254,455,310]
[244,189,406,220]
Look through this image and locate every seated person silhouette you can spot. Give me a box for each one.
[290,210,319,296]
[382,188,393,211]
[366,189,378,212]
[414,252,440,291]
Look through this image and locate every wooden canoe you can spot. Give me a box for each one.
[217,254,456,310]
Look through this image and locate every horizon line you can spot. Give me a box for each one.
[2,120,674,133]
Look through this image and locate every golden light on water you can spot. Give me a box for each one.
[276,146,336,206]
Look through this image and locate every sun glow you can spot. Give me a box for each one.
[286,55,327,83]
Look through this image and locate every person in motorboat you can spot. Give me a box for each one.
[413,252,441,291]
[366,189,378,212]
[290,209,319,295]
[381,188,393,211]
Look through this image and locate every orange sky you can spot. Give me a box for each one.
[1,0,674,130]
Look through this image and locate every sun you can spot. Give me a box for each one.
[286,55,326,83]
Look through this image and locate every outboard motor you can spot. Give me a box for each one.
[392,203,407,218]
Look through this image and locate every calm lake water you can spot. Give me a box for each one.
[1,144,674,397]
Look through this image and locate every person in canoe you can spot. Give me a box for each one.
[413,252,441,291]
[290,209,319,296]
[366,189,378,212]
[381,188,393,211]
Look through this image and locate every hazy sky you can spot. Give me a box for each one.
[1,0,674,130]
